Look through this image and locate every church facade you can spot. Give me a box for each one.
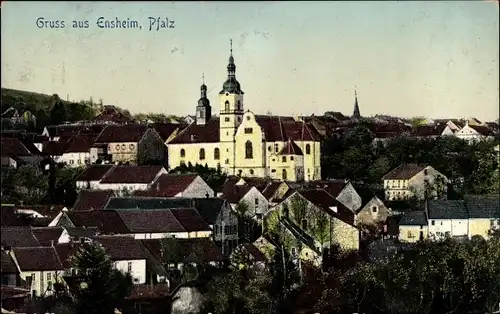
[167,42,322,182]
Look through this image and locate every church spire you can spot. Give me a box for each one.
[196,74,211,125]
[353,88,361,118]
[220,39,243,95]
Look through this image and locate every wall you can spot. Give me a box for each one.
[330,218,360,251]
[60,152,91,168]
[20,270,60,297]
[180,176,215,198]
[137,128,165,165]
[76,179,101,190]
[168,142,220,170]
[108,141,139,164]
[97,182,150,195]
[399,225,428,243]
[428,218,468,239]
[409,166,448,200]
[355,196,392,227]
[234,112,266,178]
[337,182,363,213]
[469,218,499,239]
[131,231,212,240]
[114,259,146,284]
[240,187,270,218]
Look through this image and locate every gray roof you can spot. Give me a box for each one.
[104,197,225,225]
[427,200,468,220]
[399,211,428,226]
[466,195,500,219]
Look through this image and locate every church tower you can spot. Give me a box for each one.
[196,74,211,125]
[352,89,361,118]
[219,39,244,175]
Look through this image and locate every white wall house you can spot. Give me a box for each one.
[230,186,270,220]
[114,259,147,284]
[97,167,168,195]
[426,200,469,239]
[59,152,91,168]
[171,175,214,198]
[454,122,494,144]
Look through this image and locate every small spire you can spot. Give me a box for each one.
[230,39,233,56]
[202,73,205,85]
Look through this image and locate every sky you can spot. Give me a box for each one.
[1,1,499,121]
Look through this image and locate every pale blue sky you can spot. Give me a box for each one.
[1,1,499,120]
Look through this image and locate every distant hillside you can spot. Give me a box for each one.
[1,88,72,112]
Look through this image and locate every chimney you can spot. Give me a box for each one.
[50,240,55,247]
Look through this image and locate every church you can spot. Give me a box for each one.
[167,41,322,182]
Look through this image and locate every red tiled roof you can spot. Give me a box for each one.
[1,250,18,273]
[72,190,114,211]
[141,238,224,263]
[133,174,198,197]
[412,124,447,137]
[0,227,40,248]
[297,189,355,225]
[469,125,495,136]
[94,124,148,143]
[13,247,63,271]
[54,243,81,268]
[42,141,69,156]
[99,166,164,184]
[168,118,220,144]
[94,236,148,260]
[66,210,130,234]
[382,164,426,180]
[76,164,114,182]
[255,115,320,142]
[151,123,186,142]
[0,137,32,157]
[240,177,273,191]
[222,184,252,204]
[116,209,186,233]
[278,140,303,156]
[65,135,95,153]
[170,208,212,232]
[304,180,347,198]
[261,182,283,200]
[31,227,64,246]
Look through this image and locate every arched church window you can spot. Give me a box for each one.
[199,148,206,160]
[305,144,311,155]
[245,141,253,159]
[237,100,241,110]
[214,148,220,160]
[282,169,288,181]
[180,149,185,158]
[225,101,230,112]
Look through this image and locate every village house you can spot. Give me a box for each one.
[1,107,36,126]
[90,105,134,125]
[92,124,165,165]
[166,42,322,181]
[86,165,167,195]
[265,189,360,252]
[398,211,428,243]
[1,250,19,286]
[1,137,43,169]
[132,173,215,198]
[382,164,448,201]
[42,124,105,142]
[75,164,115,190]
[261,181,292,205]
[426,200,469,240]
[466,195,500,239]
[454,121,496,144]
[42,135,95,167]
[355,195,393,228]
[141,237,225,272]
[8,246,64,297]
[93,236,149,284]
[103,196,238,254]
[301,180,363,213]
[221,178,270,220]
[71,190,116,211]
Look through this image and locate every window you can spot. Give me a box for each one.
[180,149,185,158]
[274,143,279,153]
[31,273,36,282]
[407,231,414,238]
[69,160,74,165]
[199,148,205,160]
[301,219,308,229]
[431,220,435,225]
[290,156,294,161]
[244,127,253,134]
[225,117,230,122]
[84,159,90,164]
[77,159,82,164]
[116,144,121,151]
[237,117,241,122]
[246,115,250,120]
[225,159,229,164]
[424,169,428,175]
[214,148,220,160]
[291,247,296,256]
[129,144,134,150]
[282,156,287,162]
[256,213,262,220]
[271,169,276,173]
[282,169,287,180]
[249,169,254,175]
[127,262,132,273]
[372,206,378,213]
[255,198,259,205]
[245,141,253,159]
[268,146,272,152]
[305,144,311,154]
[238,169,243,176]
[122,144,126,150]
[225,101,230,111]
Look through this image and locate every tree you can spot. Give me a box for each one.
[50,94,67,125]
[311,209,330,247]
[160,237,181,271]
[290,197,308,228]
[69,242,133,314]
[11,164,49,204]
